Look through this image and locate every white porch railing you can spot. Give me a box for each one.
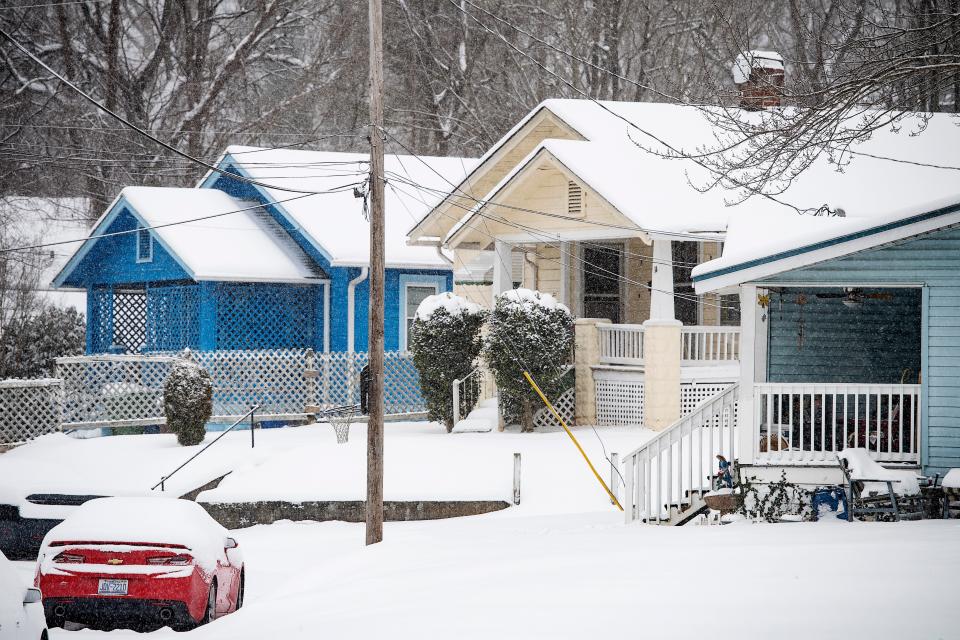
[754,383,920,464]
[598,324,741,366]
[452,366,495,425]
[598,323,644,365]
[624,384,739,523]
[681,326,740,363]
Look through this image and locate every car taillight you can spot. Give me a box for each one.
[146,554,192,566]
[52,552,84,564]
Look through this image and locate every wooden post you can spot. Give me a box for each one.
[366,0,385,546]
[452,378,461,426]
[513,452,521,505]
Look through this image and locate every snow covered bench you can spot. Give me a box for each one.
[837,449,923,522]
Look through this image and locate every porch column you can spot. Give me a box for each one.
[643,236,681,430]
[492,239,512,298]
[737,285,759,465]
[574,317,609,425]
[198,281,217,350]
[649,237,675,321]
[560,240,571,307]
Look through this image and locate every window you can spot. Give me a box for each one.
[136,227,153,263]
[404,284,438,348]
[582,243,622,323]
[720,294,741,326]
[672,241,700,325]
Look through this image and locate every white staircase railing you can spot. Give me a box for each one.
[452,366,494,425]
[623,383,739,524]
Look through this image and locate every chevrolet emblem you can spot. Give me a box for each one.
[106,558,123,565]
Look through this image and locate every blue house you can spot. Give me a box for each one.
[693,194,960,478]
[53,148,476,354]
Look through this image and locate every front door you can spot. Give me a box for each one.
[582,244,622,323]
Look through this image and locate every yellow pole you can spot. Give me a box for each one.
[522,371,623,511]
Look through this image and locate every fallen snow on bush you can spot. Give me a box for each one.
[496,287,569,314]
[415,291,483,320]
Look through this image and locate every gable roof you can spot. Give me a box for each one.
[691,193,960,293]
[417,98,960,251]
[54,187,323,286]
[202,147,478,269]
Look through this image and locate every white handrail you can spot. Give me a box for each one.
[452,366,493,425]
[681,326,740,362]
[624,384,739,524]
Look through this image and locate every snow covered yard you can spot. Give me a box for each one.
[6,423,960,639]
[18,515,960,640]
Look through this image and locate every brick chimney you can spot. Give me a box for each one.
[732,50,784,110]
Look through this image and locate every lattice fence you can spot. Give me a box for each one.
[595,373,644,426]
[314,351,425,415]
[595,375,736,427]
[57,354,178,428]
[2,349,426,439]
[533,386,576,429]
[680,382,734,416]
[0,379,62,444]
[191,349,310,417]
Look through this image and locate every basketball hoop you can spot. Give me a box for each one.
[318,404,359,444]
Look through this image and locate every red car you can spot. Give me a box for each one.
[35,497,244,631]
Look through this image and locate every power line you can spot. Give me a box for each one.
[0,27,340,197]
[0,184,362,255]
[0,0,108,8]
[446,0,809,216]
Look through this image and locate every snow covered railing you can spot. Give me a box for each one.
[624,384,738,524]
[754,383,920,465]
[681,326,740,363]
[598,323,644,365]
[453,366,494,425]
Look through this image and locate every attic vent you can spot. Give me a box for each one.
[567,181,583,215]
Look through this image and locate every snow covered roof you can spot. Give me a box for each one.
[1,197,90,308]
[691,193,960,293]
[204,146,478,269]
[55,187,323,286]
[432,99,960,254]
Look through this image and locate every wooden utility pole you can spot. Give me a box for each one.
[365,0,385,546]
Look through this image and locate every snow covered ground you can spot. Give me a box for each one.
[5,422,960,639]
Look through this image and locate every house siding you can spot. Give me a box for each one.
[65,208,191,287]
[758,226,960,475]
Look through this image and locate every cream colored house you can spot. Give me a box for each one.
[406,99,786,432]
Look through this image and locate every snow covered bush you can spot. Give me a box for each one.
[410,292,486,432]
[163,360,213,446]
[484,289,573,432]
[0,305,84,378]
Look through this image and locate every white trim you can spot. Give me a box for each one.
[399,274,447,350]
[323,280,331,353]
[694,211,960,293]
[346,267,368,353]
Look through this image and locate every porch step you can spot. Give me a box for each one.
[452,397,498,433]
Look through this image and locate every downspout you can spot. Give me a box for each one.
[346,267,369,353]
[435,244,453,265]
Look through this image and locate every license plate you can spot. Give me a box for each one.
[97,579,128,596]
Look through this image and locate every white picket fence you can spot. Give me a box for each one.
[0,349,426,444]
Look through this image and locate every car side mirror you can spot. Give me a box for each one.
[23,588,42,605]
[224,537,239,549]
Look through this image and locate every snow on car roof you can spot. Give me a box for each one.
[41,497,228,570]
[208,147,478,269]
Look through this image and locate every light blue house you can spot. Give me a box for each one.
[693,195,960,478]
[53,148,476,355]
